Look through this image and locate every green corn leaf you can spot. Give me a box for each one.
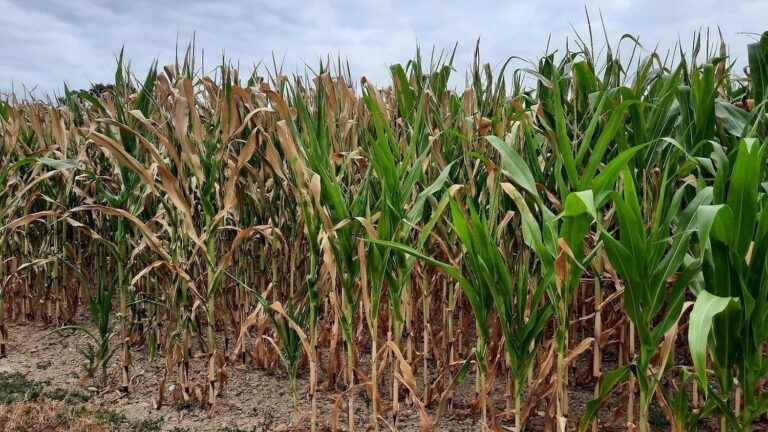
[689,204,725,252]
[726,138,764,256]
[688,290,740,391]
[549,74,579,187]
[406,161,456,224]
[502,183,546,259]
[365,238,486,337]
[563,190,596,220]
[579,366,632,432]
[580,100,637,187]
[591,144,646,204]
[715,99,751,138]
[748,32,768,105]
[486,135,538,197]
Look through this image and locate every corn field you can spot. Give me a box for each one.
[1,28,768,431]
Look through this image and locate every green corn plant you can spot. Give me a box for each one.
[490,118,642,429]
[270,74,367,431]
[666,369,719,431]
[688,138,768,431]
[370,195,552,431]
[70,50,160,394]
[676,61,717,156]
[359,78,419,427]
[271,302,306,410]
[748,32,768,109]
[50,249,118,385]
[505,184,595,430]
[358,73,459,427]
[230,278,308,416]
[579,159,721,432]
[527,41,660,428]
[266,111,323,432]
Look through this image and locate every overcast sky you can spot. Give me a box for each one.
[2,0,767,96]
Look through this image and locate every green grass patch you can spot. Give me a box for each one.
[133,417,164,432]
[0,371,47,404]
[94,408,127,429]
[45,386,93,403]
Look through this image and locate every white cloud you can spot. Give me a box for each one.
[2,0,766,95]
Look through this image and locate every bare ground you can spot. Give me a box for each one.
[0,320,634,431]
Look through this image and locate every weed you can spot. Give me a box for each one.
[0,372,47,404]
[35,360,52,370]
[94,408,127,429]
[133,416,164,432]
[46,387,93,403]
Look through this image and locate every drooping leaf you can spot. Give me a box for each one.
[688,290,740,391]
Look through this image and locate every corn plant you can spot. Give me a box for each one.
[50,250,118,385]
[493,123,641,430]
[370,193,552,431]
[688,138,768,431]
[0,144,27,357]
[526,45,657,427]
[358,72,462,427]
[580,158,721,431]
[270,75,368,431]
